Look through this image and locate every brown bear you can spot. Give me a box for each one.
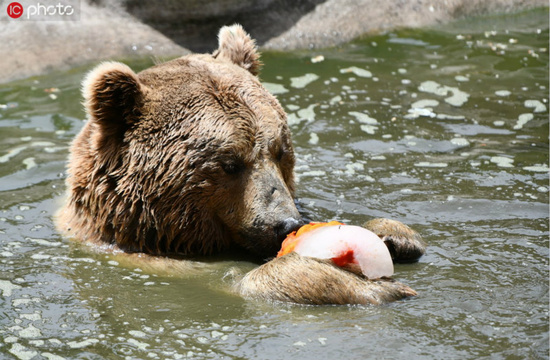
[57,25,426,305]
[57,25,302,258]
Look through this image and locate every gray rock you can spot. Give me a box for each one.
[122,0,325,52]
[263,0,549,50]
[121,0,547,51]
[0,0,546,82]
[0,1,186,83]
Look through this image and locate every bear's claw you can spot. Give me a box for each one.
[363,218,426,263]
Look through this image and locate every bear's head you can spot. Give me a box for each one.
[59,25,302,258]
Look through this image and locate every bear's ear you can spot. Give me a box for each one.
[213,24,262,76]
[82,62,144,138]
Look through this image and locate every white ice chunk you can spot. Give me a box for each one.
[339,66,372,78]
[524,99,546,113]
[418,80,469,106]
[293,225,393,279]
[348,111,378,125]
[490,156,514,168]
[513,113,534,130]
[290,73,319,88]
[495,90,511,97]
[0,280,21,297]
[262,82,288,95]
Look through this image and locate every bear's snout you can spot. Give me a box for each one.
[274,217,303,244]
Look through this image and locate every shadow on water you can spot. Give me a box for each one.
[121,0,327,52]
[0,9,548,360]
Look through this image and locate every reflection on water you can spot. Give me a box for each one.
[0,10,548,360]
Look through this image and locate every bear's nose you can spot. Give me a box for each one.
[275,217,303,243]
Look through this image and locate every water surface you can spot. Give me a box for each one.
[0,10,548,359]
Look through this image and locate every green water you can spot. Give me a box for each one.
[1,10,548,359]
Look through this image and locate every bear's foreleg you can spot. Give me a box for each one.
[234,252,417,305]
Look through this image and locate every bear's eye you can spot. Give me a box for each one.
[221,159,245,175]
[275,141,292,163]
